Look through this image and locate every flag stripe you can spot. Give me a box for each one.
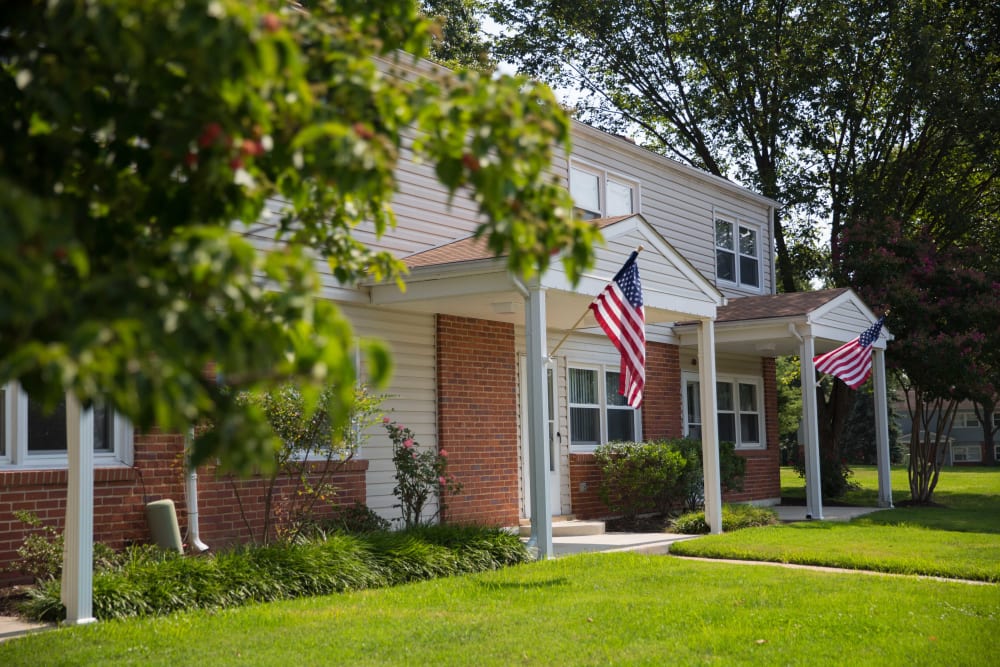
[812,317,884,389]
[589,252,645,408]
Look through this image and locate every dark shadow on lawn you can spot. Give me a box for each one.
[477,577,570,592]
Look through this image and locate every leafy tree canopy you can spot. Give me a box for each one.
[422,0,495,71]
[488,0,1000,292]
[0,0,597,472]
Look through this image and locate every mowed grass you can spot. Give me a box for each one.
[1,552,997,666]
[671,466,1000,582]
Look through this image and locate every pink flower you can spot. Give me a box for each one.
[382,417,390,424]
[403,438,414,449]
[438,448,448,457]
[411,451,418,458]
[438,476,447,485]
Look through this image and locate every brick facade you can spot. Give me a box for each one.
[641,342,683,441]
[436,315,520,527]
[0,430,367,582]
[570,342,684,519]
[569,353,783,519]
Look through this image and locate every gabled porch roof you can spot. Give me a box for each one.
[365,214,725,328]
[675,287,892,356]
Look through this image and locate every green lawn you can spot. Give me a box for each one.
[2,465,998,665]
[672,466,1000,581]
[1,552,996,666]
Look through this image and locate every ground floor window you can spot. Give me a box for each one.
[951,444,982,463]
[683,373,764,449]
[568,365,641,449]
[1,382,132,468]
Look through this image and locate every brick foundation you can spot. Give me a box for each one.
[436,315,519,527]
[0,429,367,582]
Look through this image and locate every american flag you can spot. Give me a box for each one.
[813,316,885,389]
[589,251,645,408]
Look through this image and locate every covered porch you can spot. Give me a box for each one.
[677,287,894,519]
[368,214,728,557]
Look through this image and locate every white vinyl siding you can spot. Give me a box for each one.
[566,125,774,298]
[339,305,437,522]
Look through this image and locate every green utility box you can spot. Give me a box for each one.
[145,499,184,553]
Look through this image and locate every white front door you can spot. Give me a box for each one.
[520,357,561,516]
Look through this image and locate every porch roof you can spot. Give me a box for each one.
[365,214,724,330]
[676,287,892,356]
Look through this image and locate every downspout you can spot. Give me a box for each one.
[185,428,210,553]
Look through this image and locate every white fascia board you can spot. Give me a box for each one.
[369,267,512,305]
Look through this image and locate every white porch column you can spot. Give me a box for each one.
[697,318,723,534]
[524,284,552,558]
[799,333,824,520]
[62,394,96,625]
[873,348,894,508]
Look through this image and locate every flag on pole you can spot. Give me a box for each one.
[589,251,645,408]
[813,316,885,389]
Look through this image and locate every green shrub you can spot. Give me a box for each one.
[318,502,392,534]
[671,438,747,511]
[594,438,747,518]
[594,441,686,519]
[19,525,528,622]
[671,503,779,534]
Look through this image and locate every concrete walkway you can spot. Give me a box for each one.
[0,615,54,643]
[0,505,886,644]
[547,505,883,557]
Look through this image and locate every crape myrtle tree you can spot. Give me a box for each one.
[0,0,598,473]
[842,217,1000,503]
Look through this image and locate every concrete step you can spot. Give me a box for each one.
[518,519,606,538]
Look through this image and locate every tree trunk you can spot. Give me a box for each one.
[815,379,857,497]
[907,396,956,503]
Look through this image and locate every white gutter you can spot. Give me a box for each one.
[185,428,210,553]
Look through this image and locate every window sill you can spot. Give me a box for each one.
[0,464,136,487]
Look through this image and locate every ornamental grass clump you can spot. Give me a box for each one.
[19,526,527,622]
[383,419,462,528]
[671,503,779,534]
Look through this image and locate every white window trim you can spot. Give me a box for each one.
[567,363,642,453]
[960,412,980,429]
[951,443,982,463]
[682,372,766,450]
[569,160,640,219]
[713,208,764,293]
[0,382,133,469]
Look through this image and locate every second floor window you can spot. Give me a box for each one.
[716,215,761,290]
[570,164,638,220]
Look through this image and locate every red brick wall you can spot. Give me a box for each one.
[0,430,367,582]
[642,342,682,440]
[723,357,781,503]
[436,315,519,527]
[569,343,684,518]
[568,453,606,519]
[569,355,783,518]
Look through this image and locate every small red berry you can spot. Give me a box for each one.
[262,13,280,33]
[197,122,222,148]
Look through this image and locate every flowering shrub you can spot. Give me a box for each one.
[383,419,462,528]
